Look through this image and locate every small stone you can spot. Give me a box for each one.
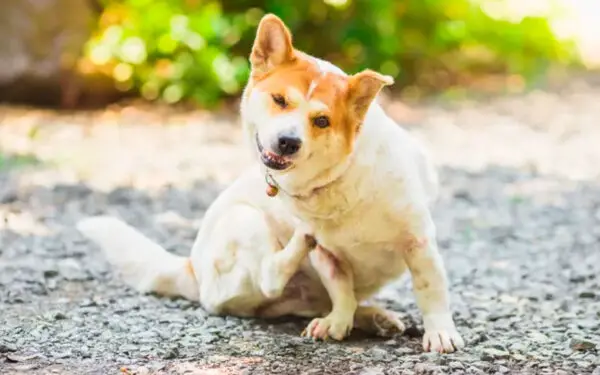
[349,364,363,371]
[414,363,439,374]
[449,361,465,370]
[490,343,508,351]
[400,361,414,369]
[79,299,97,307]
[570,338,597,351]
[163,346,179,359]
[591,366,600,375]
[579,291,596,299]
[509,342,528,353]
[529,331,550,343]
[0,188,18,203]
[203,316,225,328]
[467,366,486,375]
[365,347,390,362]
[52,351,71,359]
[58,258,89,281]
[488,313,515,322]
[481,348,510,361]
[576,361,592,369]
[395,347,415,355]
[6,354,38,363]
[359,367,384,375]
[54,312,68,320]
[43,269,59,278]
[0,343,17,353]
[471,333,490,345]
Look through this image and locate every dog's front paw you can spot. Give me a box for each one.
[423,328,464,353]
[301,315,353,341]
[422,312,464,353]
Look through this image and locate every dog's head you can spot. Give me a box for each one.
[241,14,393,193]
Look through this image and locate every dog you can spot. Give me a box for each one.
[76,14,464,353]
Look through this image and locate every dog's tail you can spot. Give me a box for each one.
[76,216,199,301]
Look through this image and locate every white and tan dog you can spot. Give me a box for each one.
[77,14,464,353]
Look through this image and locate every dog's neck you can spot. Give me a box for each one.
[264,153,354,200]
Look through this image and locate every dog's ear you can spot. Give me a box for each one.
[347,69,394,124]
[250,14,294,76]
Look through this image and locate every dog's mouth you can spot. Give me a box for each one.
[256,134,293,171]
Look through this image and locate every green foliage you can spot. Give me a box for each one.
[85,0,577,106]
[0,153,40,171]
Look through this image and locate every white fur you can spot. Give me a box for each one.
[76,17,463,353]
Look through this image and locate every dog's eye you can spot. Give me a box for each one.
[313,116,330,129]
[272,94,287,108]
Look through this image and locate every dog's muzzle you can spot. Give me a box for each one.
[256,134,292,171]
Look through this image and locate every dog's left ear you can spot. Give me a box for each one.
[250,14,294,76]
[347,69,394,123]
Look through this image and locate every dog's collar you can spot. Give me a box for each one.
[264,169,342,200]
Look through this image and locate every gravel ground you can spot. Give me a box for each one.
[1,77,600,374]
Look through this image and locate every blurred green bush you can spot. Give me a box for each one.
[83,0,577,106]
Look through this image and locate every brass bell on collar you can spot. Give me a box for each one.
[266,183,279,197]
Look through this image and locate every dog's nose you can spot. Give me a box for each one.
[276,135,302,156]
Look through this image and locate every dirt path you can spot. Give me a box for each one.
[1,78,599,374]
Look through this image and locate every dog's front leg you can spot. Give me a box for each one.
[302,246,357,341]
[404,212,465,353]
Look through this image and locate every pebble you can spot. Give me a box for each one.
[54,312,68,320]
[481,348,510,361]
[570,338,597,351]
[365,347,391,362]
[0,343,17,353]
[579,291,596,299]
[359,367,384,375]
[395,347,415,355]
[509,342,528,353]
[529,331,551,343]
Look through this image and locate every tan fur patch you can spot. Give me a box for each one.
[315,246,345,279]
[185,258,196,279]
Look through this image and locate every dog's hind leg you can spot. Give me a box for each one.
[197,205,314,317]
[354,305,406,338]
[258,227,317,299]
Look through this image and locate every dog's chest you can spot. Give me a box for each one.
[306,204,413,295]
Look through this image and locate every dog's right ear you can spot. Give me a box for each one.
[250,14,294,76]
